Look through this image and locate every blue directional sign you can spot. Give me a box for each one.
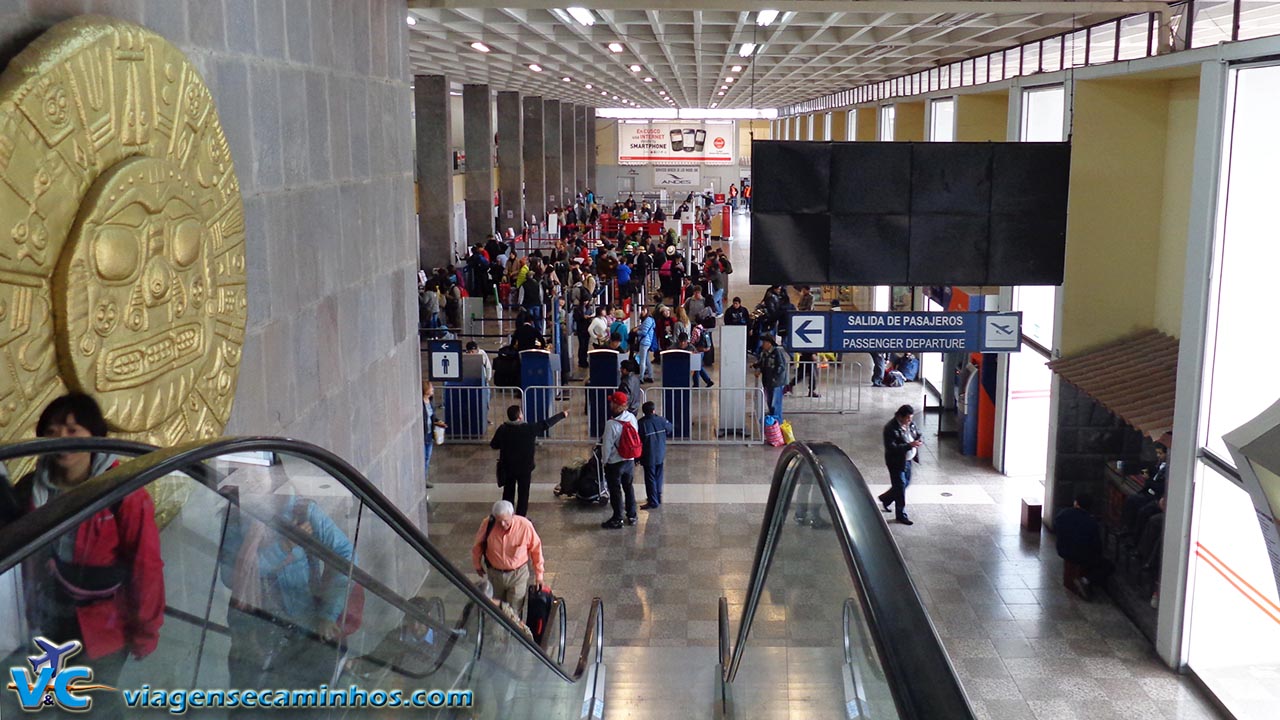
[428,340,462,380]
[787,312,1022,353]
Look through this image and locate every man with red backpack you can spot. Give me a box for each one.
[600,391,642,529]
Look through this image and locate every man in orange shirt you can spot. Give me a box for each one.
[472,500,546,612]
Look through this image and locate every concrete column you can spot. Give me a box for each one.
[497,91,523,234]
[576,105,589,196]
[462,84,494,248]
[560,102,577,203]
[544,99,562,210]
[414,75,453,270]
[586,107,597,193]
[522,97,545,224]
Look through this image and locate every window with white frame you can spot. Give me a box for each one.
[879,105,896,141]
[1021,86,1066,141]
[929,98,956,141]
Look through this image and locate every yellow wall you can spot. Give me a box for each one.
[1060,78,1197,355]
[1154,78,1198,336]
[799,115,811,140]
[738,120,770,159]
[855,106,877,140]
[831,110,848,141]
[895,102,926,141]
[956,92,1010,141]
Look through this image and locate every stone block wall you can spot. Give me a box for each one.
[0,0,425,515]
[1051,382,1149,512]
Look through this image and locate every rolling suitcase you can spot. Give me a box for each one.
[574,450,608,505]
[525,584,558,645]
[555,454,590,497]
[553,449,609,505]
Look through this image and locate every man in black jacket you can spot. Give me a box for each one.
[878,404,922,525]
[1121,442,1168,537]
[724,297,750,326]
[490,404,569,517]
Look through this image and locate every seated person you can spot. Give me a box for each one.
[1122,442,1167,537]
[344,596,442,684]
[886,353,920,386]
[1136,495,1167,571]
[1054,493,1113,599]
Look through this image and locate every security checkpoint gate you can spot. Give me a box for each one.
[440,386,525,442]
[521,385,766,446]
[783,360,864,414]
[647,387,767,445]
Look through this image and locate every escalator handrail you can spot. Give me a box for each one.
[0,438,476,685]
[0,435,605,686]
[722,442,975,720]
[541,596,569,665]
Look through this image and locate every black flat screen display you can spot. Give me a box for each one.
[748,140,1070,286]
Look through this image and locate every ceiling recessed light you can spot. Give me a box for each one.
[406,15,417,26]
[601,91,608,95]
[720,85,727,90]
[643,77,653,83]
[731,65,743,72]
[612,95,619,100]
[717,91,725,96]
[585,83,593,89]
[567,7,595,26]
[529,63,543,72]
[757,9,780,26]
[629,64,641,72]
[608,42,624,53]
[725,77,734,82]
[711,103,718,108]
[562,76,572,82]
[738,43,757,57]
[659,90,667,95]
[470,41,491,53]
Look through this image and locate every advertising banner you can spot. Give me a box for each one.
[653,165,701,188]
[618,122,736,164]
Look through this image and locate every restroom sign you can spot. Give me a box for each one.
[429,340,461,380]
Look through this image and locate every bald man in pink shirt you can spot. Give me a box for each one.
[472,500,546,612]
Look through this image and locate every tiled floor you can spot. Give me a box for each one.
[420,213,1228,719]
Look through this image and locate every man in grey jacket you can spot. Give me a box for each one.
[754,335,790,419]
[600,392,639,529]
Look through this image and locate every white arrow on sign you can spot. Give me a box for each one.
[789,314,826,351]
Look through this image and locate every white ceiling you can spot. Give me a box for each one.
[406,1,1169,109]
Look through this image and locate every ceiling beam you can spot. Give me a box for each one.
[411,1,1172,19]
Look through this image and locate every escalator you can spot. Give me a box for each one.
[0,437,605,719]
[717,442,977,719]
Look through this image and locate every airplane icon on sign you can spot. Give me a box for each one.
[28,637,82,675]
[982,314,1021,350]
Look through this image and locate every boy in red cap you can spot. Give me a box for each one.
[600,391,640,529]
